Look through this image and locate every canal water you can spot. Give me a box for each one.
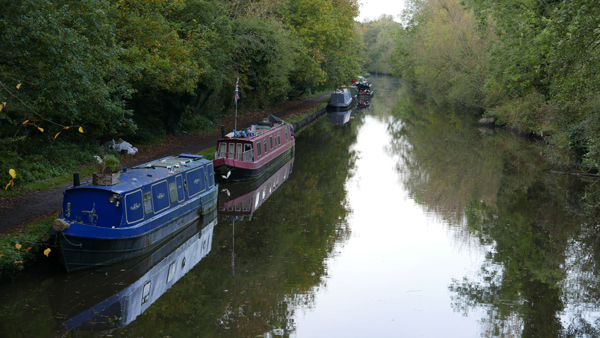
[2,75,600,337]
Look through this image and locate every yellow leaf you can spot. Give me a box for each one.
[22,120,29,125]
[4,182,10,190]
[9,169,16,179]
[78,126,84,133]
[15,244,21,250]
[0,105,2,112]
[44,248,51,257]
[38,127,44,132]
[16,83,21,89]
[54,131,61,139]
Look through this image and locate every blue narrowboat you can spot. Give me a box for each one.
[53,154,217,272]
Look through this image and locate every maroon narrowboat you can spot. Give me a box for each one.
[213,115,295,182]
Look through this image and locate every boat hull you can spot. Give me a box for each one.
[215,146,294,182]
[57,189,217,272]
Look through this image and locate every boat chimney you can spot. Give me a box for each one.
[73,173,80,187]
[221,125,225,138]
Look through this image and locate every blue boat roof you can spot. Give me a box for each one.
[67,154,209,195]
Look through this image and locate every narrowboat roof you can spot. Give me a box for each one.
[218,115,292,142]
[66,154,210,195]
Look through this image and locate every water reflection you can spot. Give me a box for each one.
[328,109,353,125]
[56,208,217,335]
[388,84,600,337]
[219,156,294,220]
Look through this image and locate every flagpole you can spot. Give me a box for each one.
[234,74,239,132]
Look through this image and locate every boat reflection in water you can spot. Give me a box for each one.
[329,109,353,125]
[357,98,371,110]
[53,207,218,335]
[219,157,294,220]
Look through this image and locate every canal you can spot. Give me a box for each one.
[2,75,600,337]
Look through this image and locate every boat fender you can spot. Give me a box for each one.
[52,218,70,232]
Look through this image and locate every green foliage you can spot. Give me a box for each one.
[0,137,101,188]
[0,0,134,136]
[358,15,400,75]
[102,154,119,173]
[389,0,600,167]
[0,0,364,186]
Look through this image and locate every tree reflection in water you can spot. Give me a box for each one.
[387,85,600,337]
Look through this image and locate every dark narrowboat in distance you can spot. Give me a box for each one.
[213,115,294,182]
[326,89,354,111]
[53,154,217,272]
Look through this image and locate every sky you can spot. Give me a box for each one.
[357,0,405,22]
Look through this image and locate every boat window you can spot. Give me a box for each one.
[229,143,234,157]
[169,182,177,203]
[270,136,273,149]
[277,132,281,145]
[236,203,241,211]
[142,281,151,305]
[263,139,267,154]
[236,143,242,158]
[257,142,261,157]
[245,144,251,152]
[206,163,215,188]
[218,143,226,158]
[167,262,176,283]
[143,192,152,215]
[285,127,288,141]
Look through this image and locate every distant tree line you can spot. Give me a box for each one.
[390,0,600,167]
[0,0,363,184]
[356,15,399,75]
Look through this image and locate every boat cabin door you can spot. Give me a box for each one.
[236,144,242,160]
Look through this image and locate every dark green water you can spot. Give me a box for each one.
[2,75,600,337]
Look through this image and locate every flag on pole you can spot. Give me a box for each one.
[234,76,240,103]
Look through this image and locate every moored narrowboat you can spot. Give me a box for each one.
[326,89,354,111]
[213,115,295,182]
[53,154,217,272]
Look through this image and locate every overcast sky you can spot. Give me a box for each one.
[357,0,405,22]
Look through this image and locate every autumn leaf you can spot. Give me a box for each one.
[14,261,22,265]
[44,248,51,257]
[26,247,31,251]
[64,126,69,130]
[9,169,16,179]
[4,182,10,190]
[78,126,84,133]
[15,244,21,250]
[16,83,21,89]
[22,120,29,124]
[54,131,61,139]
[38,127,44,132]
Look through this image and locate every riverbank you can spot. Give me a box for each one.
[0,96,329,279]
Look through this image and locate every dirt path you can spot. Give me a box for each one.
[0,93,330,234]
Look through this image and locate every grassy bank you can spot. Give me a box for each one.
[0,217,55,279]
